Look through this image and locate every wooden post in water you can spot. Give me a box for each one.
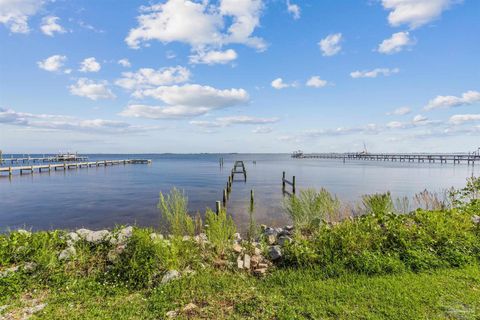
[250,189,254,204]
[223,189,227,207]
[292,176,296,194]
[282,171,286,191]
[215,201,221,215]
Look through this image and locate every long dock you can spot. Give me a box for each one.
[0,159,151,176]
[293,153,479,165]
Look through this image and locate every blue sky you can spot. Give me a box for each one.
[0,0,479,153]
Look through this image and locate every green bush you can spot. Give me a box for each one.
[362,192,394,216]
[158,188,195,237]
[283,207,480,275]
[105,228,202,289]
[205,209,236,255]
[283,188,340,233]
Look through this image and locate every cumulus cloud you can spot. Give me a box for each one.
[37,55,67,72]
[286,0,300,19]
[0,0,45,33]
[449,114,480,125]
[412,114,429,125]
[116,66,190,91]
[378,31,414,54]
[425,90,480,111]
[69,78,116,100]
[79,57,101,73]
[387,106,411,116]
[40,16,66,36]
[318,33,342,56]
[306,76,327,88]
[118,58,131,68]
[189,49,237,65]
[350,68,399,78]
[119,84,249,119]
[190,115,278,128]
[125,0,265,52]
[381,0,460,29]
[0,107,152,134]
[271,78,296,89]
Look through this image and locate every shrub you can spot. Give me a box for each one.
[205,209,236,255]
[105,228,202,289]
[362,192,394,216]
[283,188,340,233]
[158,188,195,237]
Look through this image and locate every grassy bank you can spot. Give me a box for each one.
[1,178,480,319]
[2,265,480,319]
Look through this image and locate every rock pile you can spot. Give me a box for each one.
[233,225,294,275]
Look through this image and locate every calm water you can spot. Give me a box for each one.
[0,153,477,232]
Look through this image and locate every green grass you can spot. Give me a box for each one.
[2,265,479,319]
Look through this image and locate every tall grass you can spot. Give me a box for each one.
[158,188,194,237]
[283,188,340,233]
[205,209,236,255]
[362,192,394,216]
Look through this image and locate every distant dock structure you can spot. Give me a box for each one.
[0,153,152,177]
[292,150,480,165]
[0,152,88,164]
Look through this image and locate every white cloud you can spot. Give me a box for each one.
[40,16,66,36]
[189,49,237,65]
[286,0,300,19]
[116,66,191,91]
[79,57,101,73]
[318,33,342,56]
[412,114,429,125]
[386,121,406,129]
[120,84,249,119]
[350,68,399,78]
[252,126,273,134]
[120,104,205,119]
[306,76,327,88]
[387,106,411,116]
[125,0,265,52]
[135,84,248,107]
[378,32,414,54]
[425,90,480,111]
[0,0,44,33]
[271,78,296,89]
[0,107,152,134]
[37,55,67,72]
[118,58,131,68]
[69,78,116,100]
[381,0,460,29]
[449,114,480,125]
[190,116,278,128]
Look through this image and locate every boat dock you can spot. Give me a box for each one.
[292,152,479,165]
[0,159,151,176]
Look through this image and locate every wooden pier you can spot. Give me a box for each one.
[0,159,151,176]
[231,160,247,181]
[293,152,480,165]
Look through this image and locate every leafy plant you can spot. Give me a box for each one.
[205,209,236,255]
[158,188,194,237]
[283,188,340,233]
[362,192,394,216]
